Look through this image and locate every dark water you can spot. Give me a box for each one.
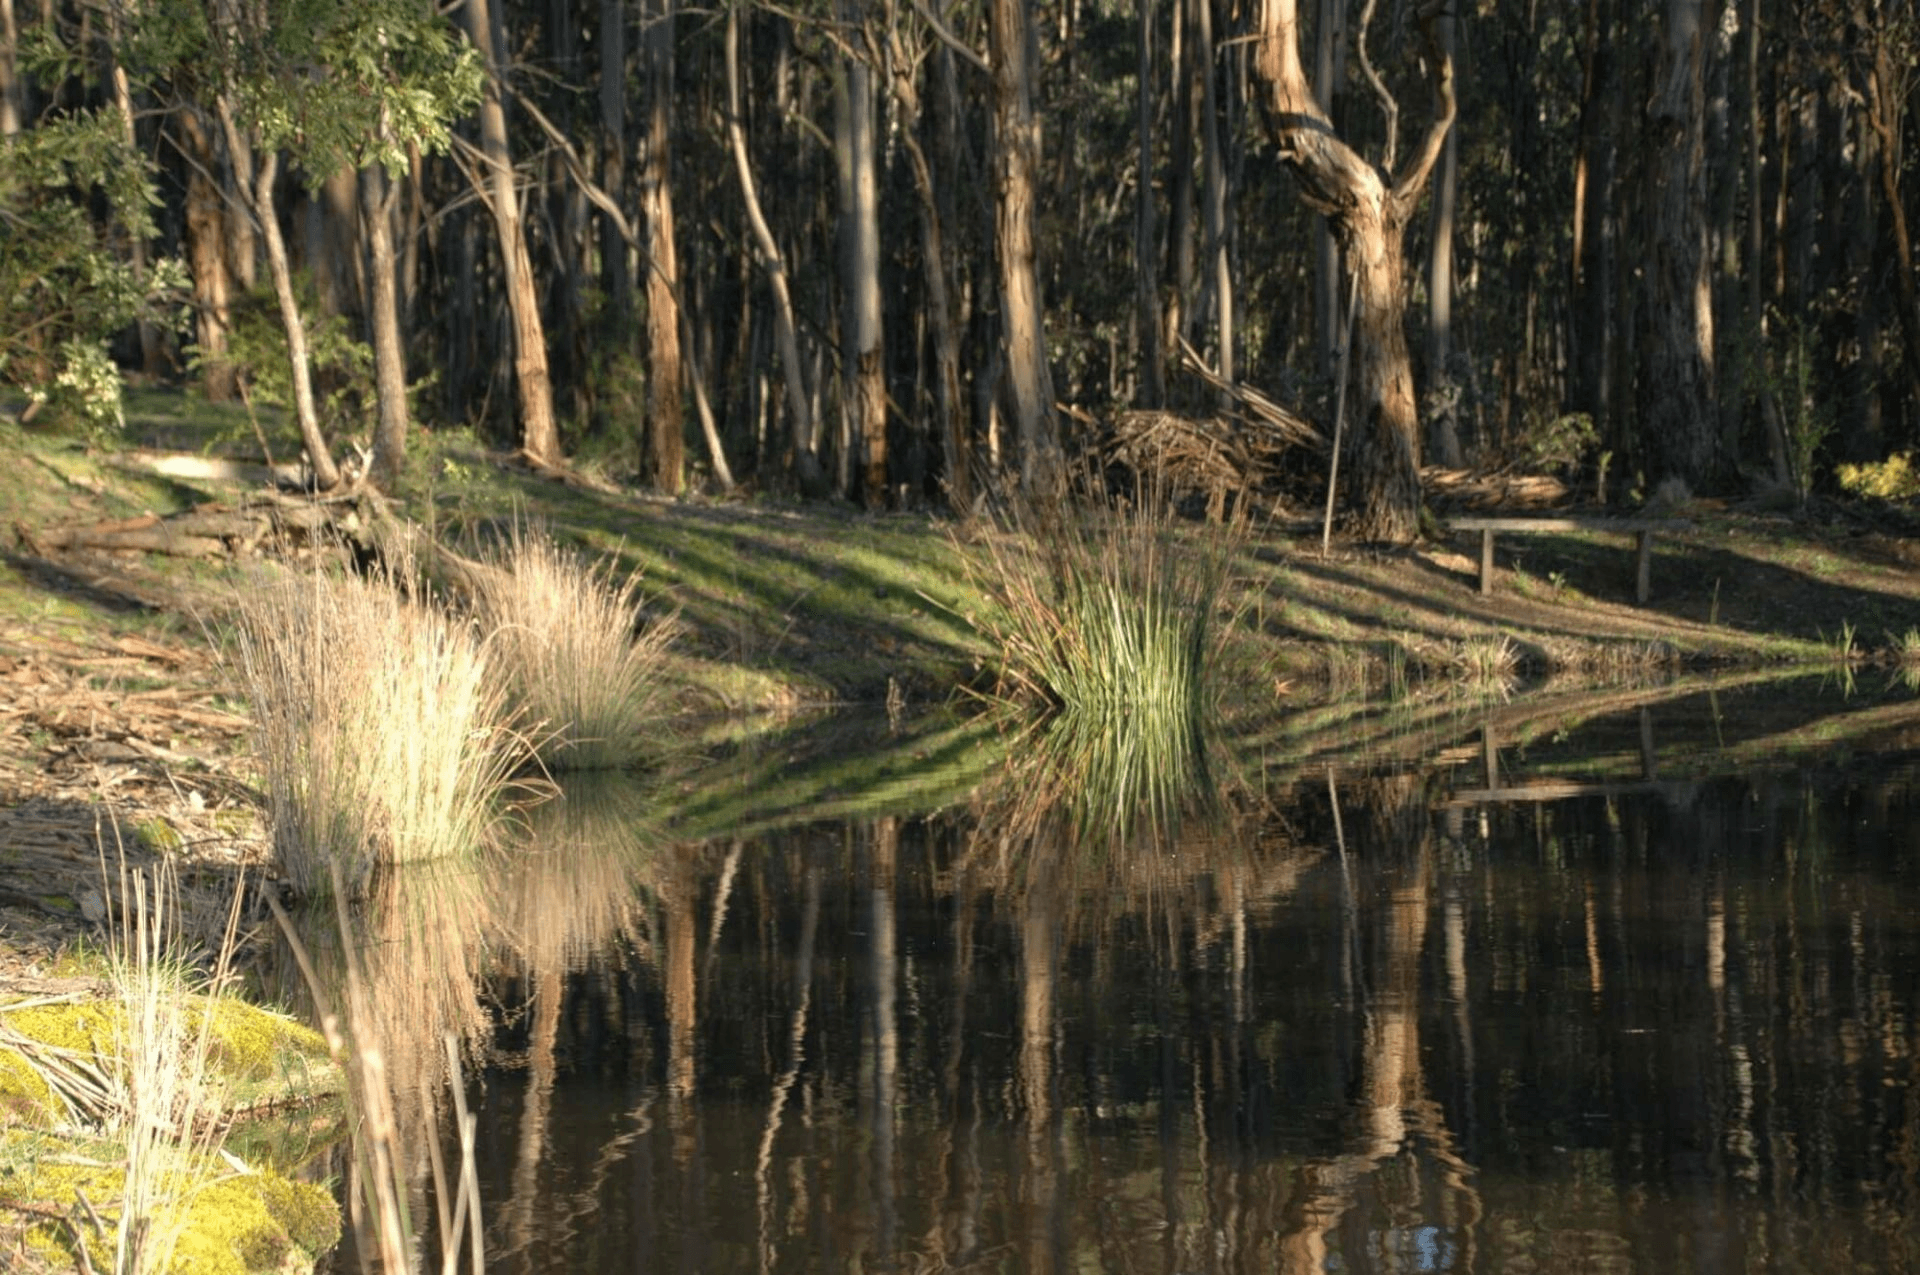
[357,684,1920,1272]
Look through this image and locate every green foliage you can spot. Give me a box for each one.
[126,0,485,181]
[1522,411,1600,475]
[194,274,373,450]
[1774,315,1833,505]
[0,112,186,441]
[1837,453,1920,501]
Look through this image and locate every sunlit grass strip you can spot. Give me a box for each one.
[959,483,1246,719]
[230,565,521,897]
[470,523,679,770]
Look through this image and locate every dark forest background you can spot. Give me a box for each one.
[2,0,1915,532]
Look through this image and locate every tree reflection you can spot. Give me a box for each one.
[293,704,1920,1273]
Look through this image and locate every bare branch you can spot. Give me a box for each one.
[1388,1,1456,215]
[911,0,990,75]
[1356,0,1399,171]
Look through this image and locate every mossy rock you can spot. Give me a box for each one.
[0,993,347,1270]
[4,1131,341,1274]
[1,994,341,1119]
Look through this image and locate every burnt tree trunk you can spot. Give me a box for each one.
[1638,0,1720,489]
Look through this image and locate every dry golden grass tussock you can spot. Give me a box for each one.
[471,523,679,771]
[229,564,522,897]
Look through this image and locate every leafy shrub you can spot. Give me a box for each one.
[0,111,186,441]
[1837,453,1920,501]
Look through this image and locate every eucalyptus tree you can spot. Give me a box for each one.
[989,0,1062,490]
[460,0,558,469]
[1252,0,1456,541]
[120,0,480,489]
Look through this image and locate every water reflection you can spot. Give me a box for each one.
[303,689,1920,1273]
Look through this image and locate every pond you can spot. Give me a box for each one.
[303,676,1920,1273]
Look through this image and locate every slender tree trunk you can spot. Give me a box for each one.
[105,31,163,377]
[1639,0,1720,489]
[837,30,887,505]
[219,101,342,490]
[462,0,560,465]
[1253,0,1454,541]
[640,0,685,493]
[362,160,410,489]
[727,5,825,496]
[1864,29,1920,416]
[179,109,236,401]
[1424,6,1462,468]
[889,26,969,510]
[988,0,1061,490]
[1166,0,1194,352]
[599,0,632,331]
[0,0,21,137]
[1195,0,1233,384]
[1134,0,1165,407]
[1570,0,1617,461]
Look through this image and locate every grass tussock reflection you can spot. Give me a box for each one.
[497,771,660,976]
[953,475,1247,720]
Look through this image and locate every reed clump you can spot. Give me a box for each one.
[958,479,1247,723]
[229,565,522,897]
[469,523,678,771]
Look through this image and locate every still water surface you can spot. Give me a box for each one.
[324,683,1920,1272]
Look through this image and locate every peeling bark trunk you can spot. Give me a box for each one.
[362,162,410,489]
[641,0,685,494]
[1639,0,1720,489]
[179,109,236,402]
[988,0,1061,491]
[1253,0,1453,541]
[463,0,560,466]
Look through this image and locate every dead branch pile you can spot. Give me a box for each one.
[14,490,358,560]
[1093,339,1326,509]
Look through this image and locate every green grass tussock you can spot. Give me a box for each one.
[956,483,1246,724]
[229,564,521,897]
[471,523,678,770]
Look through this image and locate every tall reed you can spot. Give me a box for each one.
[469,524,678,770]
[229,565,521,896]
[957,479,1246,722]
[270,878,486,1275]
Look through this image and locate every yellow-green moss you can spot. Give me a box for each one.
[2,993,339,1115]
[5,1139,340,1274]
[0,1044,56,1121]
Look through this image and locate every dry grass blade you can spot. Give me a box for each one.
[470,522,679,771]
[267,873,488,1275]
[227,563,522,896]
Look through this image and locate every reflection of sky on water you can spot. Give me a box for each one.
[314,690,1920,1274]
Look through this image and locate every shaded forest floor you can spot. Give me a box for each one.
[2,394,1920,968]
